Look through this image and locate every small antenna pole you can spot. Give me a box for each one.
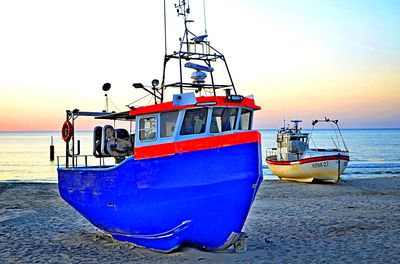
[283,113,286,129]
[105,93,108,112]
[164,0,167,56]
[203,0,208,35]
[102,83,111,112]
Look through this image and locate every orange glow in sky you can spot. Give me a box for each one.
[0,0,399,131]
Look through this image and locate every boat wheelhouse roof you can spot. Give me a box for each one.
[90,95,260,121]
[278,128,308,135]
[288,133,309,137]
[128,95,261,117]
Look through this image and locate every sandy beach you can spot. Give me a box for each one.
[1,178,399,263]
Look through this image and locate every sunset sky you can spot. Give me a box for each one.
[0,0,399,130]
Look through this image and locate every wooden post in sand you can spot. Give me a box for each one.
[50,136,55,161]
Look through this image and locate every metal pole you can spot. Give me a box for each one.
[338,154,341,182]
[105,92,109,112]
[221,56,237,95]
[65,110,69,168]
[71,112,75,168]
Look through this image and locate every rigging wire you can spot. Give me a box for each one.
[309,123,316,148]
[108,99,121,112]
[336,122,349,151]
[327,121,340,149]
[147,94,154,106]
[103,99,118,112]
[310,136,318,150]
[330,137,339,149]
[126,93,152,107]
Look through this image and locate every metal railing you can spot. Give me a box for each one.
[57,155,112,169]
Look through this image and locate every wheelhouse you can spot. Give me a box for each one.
[61,94,260,168]
[132,95,258,145]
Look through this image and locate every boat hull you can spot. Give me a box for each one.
[266,154,349,183]
[58,138,262,252]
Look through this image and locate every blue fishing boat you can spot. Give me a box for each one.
[58,1,262,252]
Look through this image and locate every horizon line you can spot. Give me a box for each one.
[1,127,400,133]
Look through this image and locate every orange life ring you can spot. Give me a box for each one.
[61,120,73,142]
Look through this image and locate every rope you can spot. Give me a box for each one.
[338,178,399,196]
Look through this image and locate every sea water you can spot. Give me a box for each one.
[0,129,399,182]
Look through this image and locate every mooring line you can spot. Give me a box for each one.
[339,178,400,196]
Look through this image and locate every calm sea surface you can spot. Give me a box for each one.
[0,129,399,182]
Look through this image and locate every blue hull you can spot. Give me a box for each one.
[58,142,262,252]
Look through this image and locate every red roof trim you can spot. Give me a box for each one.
[266,155,350,165]
[129,96,261,117]
[134,130,261,160]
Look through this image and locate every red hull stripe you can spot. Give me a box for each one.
[266,155,350,166]
[135,130,261,159]
[129,96,261,117]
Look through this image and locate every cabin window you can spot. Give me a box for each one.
[210,107,238,133]
[284,137,289,144]
[239,109,252,130]
[160,111,179,138]
[139,116,157,141]
[180,108,208,135]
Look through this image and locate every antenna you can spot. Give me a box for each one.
[283,113,286,129]
[291,120,302,133]
[175,0,190,17]
[203,0,208,35]
[164,0,167,56]
[159,0,237,98]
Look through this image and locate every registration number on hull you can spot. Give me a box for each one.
[312,161,329,168]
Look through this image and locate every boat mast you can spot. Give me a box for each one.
[159,0,237,101]
[161,0,168,103]
[176,0,192,93]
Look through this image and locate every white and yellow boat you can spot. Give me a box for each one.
[266,119,349,183]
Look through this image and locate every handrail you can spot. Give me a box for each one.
[57,155,111,169]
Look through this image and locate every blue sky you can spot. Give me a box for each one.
[0,0,399,130]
